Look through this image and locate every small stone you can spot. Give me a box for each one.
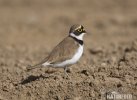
[101,63,107,67]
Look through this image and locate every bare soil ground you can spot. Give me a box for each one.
[0,0,137,100]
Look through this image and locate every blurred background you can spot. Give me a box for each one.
[0,0,137,100]
[0,0,136,47]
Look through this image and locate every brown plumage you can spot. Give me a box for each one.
[46,36,79,64]
[69,24,81,33]
[27,36,80,70]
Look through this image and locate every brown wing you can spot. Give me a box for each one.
[26,36,79,71]
[46,36,79,64]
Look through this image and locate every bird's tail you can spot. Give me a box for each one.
[26,63,43,71]
[26,57,49,71]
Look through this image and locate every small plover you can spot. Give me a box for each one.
[27,24,87,76]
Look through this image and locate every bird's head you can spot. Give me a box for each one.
[69,24,87,40]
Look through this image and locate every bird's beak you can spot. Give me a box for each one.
[83,30,87,34]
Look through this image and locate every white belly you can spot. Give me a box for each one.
[54,45,83,67]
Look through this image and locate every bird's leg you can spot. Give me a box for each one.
[64,66,69,79]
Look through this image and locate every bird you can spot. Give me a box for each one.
[27,24,87,77]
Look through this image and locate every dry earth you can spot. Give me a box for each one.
[0,0,137,100]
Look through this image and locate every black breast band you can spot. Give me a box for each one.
[69,35,83,45]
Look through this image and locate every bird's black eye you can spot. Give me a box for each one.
[77,29,82,32]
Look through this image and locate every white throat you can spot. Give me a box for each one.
[70,33,85,40]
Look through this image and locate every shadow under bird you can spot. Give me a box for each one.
[27,24,87,77]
